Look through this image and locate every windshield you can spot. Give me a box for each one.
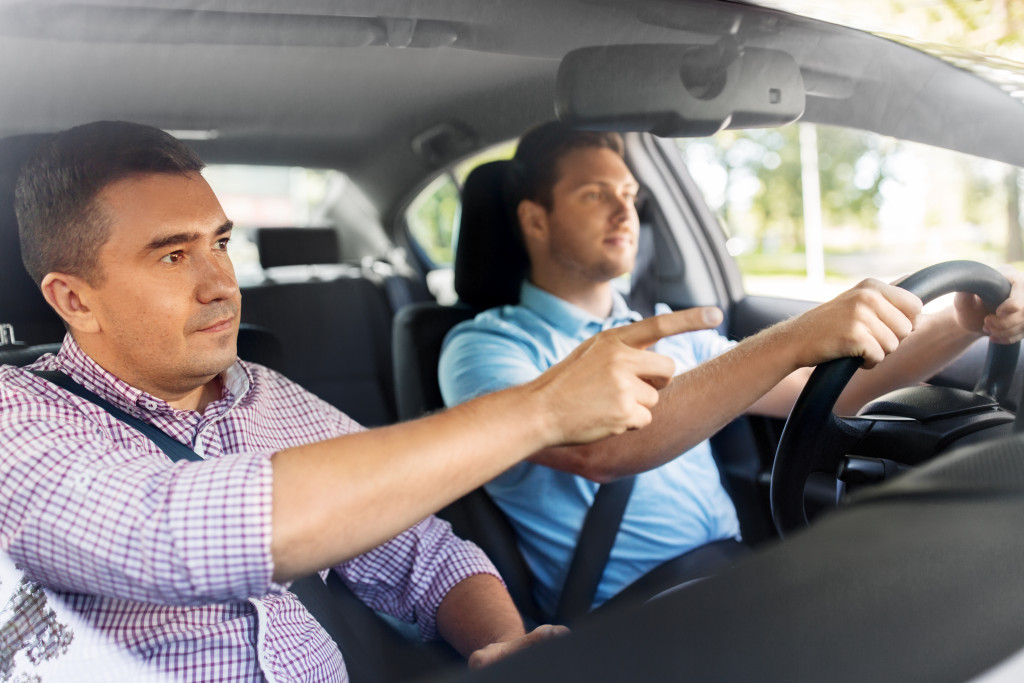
[676,123,1022,301]
[755,0,1024,108]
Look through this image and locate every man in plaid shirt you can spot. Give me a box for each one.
[0,121,716,681]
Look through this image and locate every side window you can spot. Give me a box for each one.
[676,125,1022,302]
[406,174,461,268]
[405,141,518,269]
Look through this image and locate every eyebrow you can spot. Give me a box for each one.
[570,179,640,192]
[143,221,233,252]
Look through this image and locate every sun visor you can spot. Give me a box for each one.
[556,43,806,137]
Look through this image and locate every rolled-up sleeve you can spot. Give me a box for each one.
[333,516,501,641]
[1,414,280,605]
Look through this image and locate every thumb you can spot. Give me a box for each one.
[612,306,723,349]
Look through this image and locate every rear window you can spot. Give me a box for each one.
[203,165,347,282]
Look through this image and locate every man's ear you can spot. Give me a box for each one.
[517,199,548,246]
[40,272,101,334]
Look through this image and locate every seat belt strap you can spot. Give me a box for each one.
[554,475,636,625]
[31,370,202,463]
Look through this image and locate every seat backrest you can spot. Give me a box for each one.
[394,160,523,423]
[392,302,476,421]
[243,225,437,427]
[392,160,548,623]
[241,275,398,427]
[0,134,67,346]
[392,301,546,625]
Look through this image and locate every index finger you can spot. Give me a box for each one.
[610,306,724,349]
[875,278,924,317]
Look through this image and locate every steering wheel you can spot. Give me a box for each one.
[770,260,1021,536]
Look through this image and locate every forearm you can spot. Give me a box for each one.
[534,323,804,482]
[272,309,710,579]
[271,385,553,581]
[436,574,526,657]
[836,307,981,414]
[740,309,981,419]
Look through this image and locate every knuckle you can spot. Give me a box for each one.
[647,315,667,338]
[855,288,880,306]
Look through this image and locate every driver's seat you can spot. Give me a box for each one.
[392,160,548,623]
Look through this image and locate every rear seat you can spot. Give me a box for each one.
[241,275,398,426]
[241,227,432,427]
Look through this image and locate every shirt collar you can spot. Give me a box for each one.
[55,333,251,417]
[518,281,641,338]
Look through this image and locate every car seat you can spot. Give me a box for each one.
[392,160,550,624]
[0,134,66,346]
[241,224,434,427]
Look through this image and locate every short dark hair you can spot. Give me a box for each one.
[510,121,624,211]
[14,120,205,286]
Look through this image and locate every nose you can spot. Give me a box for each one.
[195,251,238,304]
[611,192,637,224]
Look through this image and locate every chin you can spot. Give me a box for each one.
[600,261,634,281]
[190,345,238,377]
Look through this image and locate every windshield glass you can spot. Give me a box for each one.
[756,0,1024,108]
[676,123,1022,301]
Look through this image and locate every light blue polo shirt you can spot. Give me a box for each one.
[438,281,740,615]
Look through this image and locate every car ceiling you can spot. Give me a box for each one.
[1,0,1023,218]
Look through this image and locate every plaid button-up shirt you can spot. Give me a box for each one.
[0,335,499,682]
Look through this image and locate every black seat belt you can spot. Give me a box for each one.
[29,369,401,680]
[554,475,635,625]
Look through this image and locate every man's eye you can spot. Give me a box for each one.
[215,237,231,251]
[161,251,185,264]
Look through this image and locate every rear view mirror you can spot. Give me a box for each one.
[556,42,805,137]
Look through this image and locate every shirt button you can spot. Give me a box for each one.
[75,473,91,490]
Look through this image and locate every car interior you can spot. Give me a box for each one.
[3,1,1024,681]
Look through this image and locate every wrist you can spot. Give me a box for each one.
[932,307,984,342]
[754,319,808,371]
[513,377,566,447]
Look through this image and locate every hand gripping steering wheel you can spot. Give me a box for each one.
[770,260,1021,536]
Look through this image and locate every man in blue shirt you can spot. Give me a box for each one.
[439,121,1024,616]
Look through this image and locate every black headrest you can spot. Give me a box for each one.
[453,160,529,310]
[254,227,341,268]
[0,134,66,345]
